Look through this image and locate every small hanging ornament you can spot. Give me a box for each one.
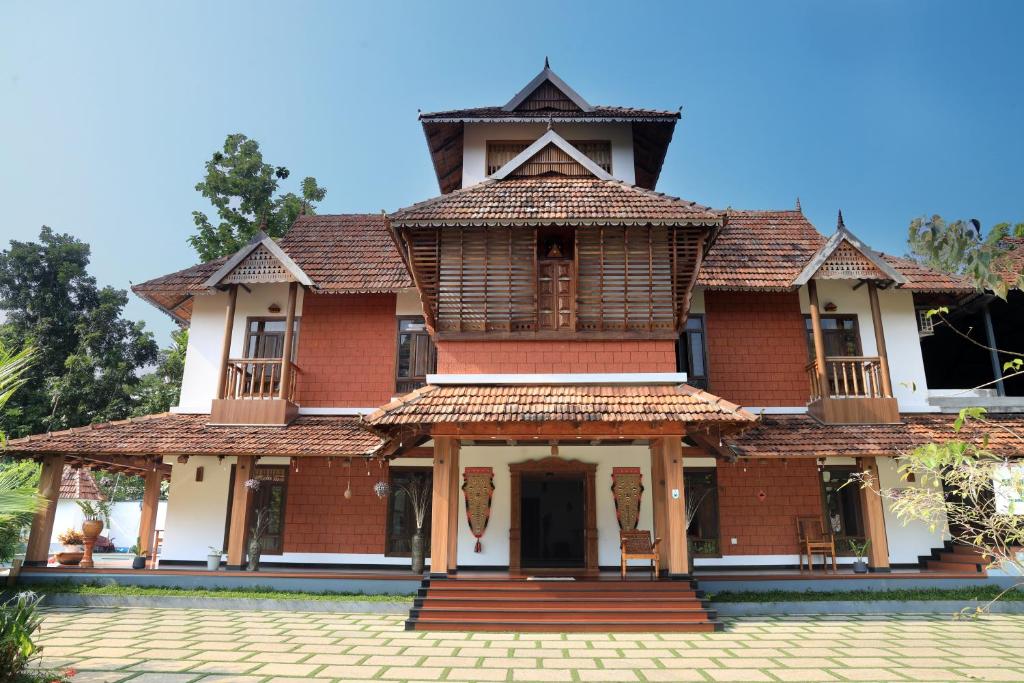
[343,458,352,500]
[374,480,391,498]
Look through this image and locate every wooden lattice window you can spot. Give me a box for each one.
[516,80,581,112]
[486,140,612,176]
[815,241,886,280]
[222,244,293,284]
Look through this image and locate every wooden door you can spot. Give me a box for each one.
[538,259,574,331]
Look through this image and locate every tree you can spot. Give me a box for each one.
[0,227,158,437]
[188,134,327,260]
[133,329,188,416]
[907,215,1024,298]
[0,342,41,563]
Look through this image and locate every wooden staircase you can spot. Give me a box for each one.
[406,577,721,632]
[920,542,989,575]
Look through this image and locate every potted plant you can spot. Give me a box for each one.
[396,474,430,574]
[55,529,85,566]
[129,539,147,570]
[247,509,270,572]
[848,538,871,574]
[207,546,223,571]
[76,500,107,569]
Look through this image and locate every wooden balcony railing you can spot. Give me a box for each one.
[807,356,891,401]
[221,358,299,402]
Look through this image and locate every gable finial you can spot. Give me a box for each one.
[795,197,802,212]
[837,209,846,231]
[544,56,550,69]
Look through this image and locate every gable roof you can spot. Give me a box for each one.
[791,216,907,285]
[133,214,413,322]
[490,130,612,181]
[59,466,105,501]
[389,176,722,228]
[202,231,315,289]
[502,61,594,113]
[419,106,680,123]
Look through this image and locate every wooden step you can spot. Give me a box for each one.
[407,617,721,633]
[420,597,706,609]
[413,608,715,622]
[419,589,701,600]
[424,580,695,591]
[925,558,983,573]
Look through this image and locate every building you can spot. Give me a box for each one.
[9,63,1024,631]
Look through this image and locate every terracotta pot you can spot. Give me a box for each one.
[82,519,104,540]
[55,551,84,566]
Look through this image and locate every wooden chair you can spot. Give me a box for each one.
[796,516,837,572]
[619,530,661,579]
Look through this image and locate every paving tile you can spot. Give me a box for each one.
[250,662,320,676]
[513,671,572,682]
[703,669,773,682]
[127,675,200,683]
[576,670,640,682]
[449,668,509,681]
[955,669,1024,681]
[379,666,445,680]
[314,664,383,679]
[766,669,840,682]
[639,670,707,682]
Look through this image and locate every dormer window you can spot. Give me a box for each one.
[487,140,611,177]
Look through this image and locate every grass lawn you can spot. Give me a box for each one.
[710,585,1024,602]
[7,581,415,602]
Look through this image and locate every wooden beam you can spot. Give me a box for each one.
[214,284,239,400]
[278,282,299,400]
[807,280,829,397]
[856,456,891,571]
[226,455,255,569]
[429,437,459,577]
[137,466,163,566]
[24,455,64,567]
[656,437,690,577]
[866,281,894,398]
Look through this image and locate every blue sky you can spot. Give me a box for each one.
[1,1,1022,341]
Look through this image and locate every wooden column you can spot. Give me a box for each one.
[867,281,894,398]
[214,284,239,399]
[137,465,163,567]
[807,279,828,397]
[649,439,669,570]
[24,455,64,567]
[653,437,689,577]
[226,454,256,569]
[856,456,891,572]
[278,282,299,400]
[982,303,1006,397]
[429,437,459,577]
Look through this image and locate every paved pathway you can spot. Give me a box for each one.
[33,607,1024,682]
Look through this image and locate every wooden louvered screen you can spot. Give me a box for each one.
[816,240,886,280]
[487,141,612,176]
[402,225,705,338]
[517,80,581,112]
[222,245,293,284]
[436,228,537,333]
[576,226,676,333]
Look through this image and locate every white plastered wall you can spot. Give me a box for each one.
[462,122,636,187]
[161,455,235,561]
[798,281,932,412]
[177,284,305,413]
[876,456,950,564]
[395,288,426,317]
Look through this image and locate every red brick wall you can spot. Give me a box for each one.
[716,458,823,555]
[294,294,397,407]
[437,340,677,374]
[283,459,388,554]
[704,291,809,406]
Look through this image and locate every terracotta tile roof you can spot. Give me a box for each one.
[389,177,723,227]
[6,413,384,458]
[59,466,105,501]
[725,413,1024,458]
[698,210,974,292]
[995,236,1024,287]
[133,214,412,321]
[419,106,680,122]
[365,384,757,426]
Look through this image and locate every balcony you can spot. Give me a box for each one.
[806,356,899,424]
[210,358,299,426]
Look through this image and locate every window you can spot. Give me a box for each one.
[820,467,866,554]
[385,468,432,557]
[396,317,436,393]
[677,316,708,390]
[223,464,289,556]
[804,315,861,358]
[684,469,719,556]
[486,140,612,176]
[245,317,300,360]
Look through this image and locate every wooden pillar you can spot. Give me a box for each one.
[429,436,459,577]
[226,454,256,569]
[137,465,163,567]
[856,456,891,572]
[278,282,299,400]
[24,455,64,567]
[653,437,689,577]
[807,279,828,397]
[214,284,239,399]
[867,281,894,398]
[649,439,669,570]
[982,303,1006,397]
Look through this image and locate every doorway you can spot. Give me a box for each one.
[520,475,585,568]
[820,466,866,554]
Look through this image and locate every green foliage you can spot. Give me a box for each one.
[708,586,1024,603]
[133,329,188,417]
[55,529,83,546]
[845,538,870,562]
[0,460,40,563]
[0,343,35,448]
[15,581,415,602]
[74,499,111,527]
[0,591,45,680]
[188,134,327,260]
[0,227,158,438]
[907,215,1024,298]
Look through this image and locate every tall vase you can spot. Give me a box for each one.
[247,537,262,571]
[80,519,104,569]
[410,529,425,574]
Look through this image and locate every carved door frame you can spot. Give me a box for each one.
[509,456,598,574]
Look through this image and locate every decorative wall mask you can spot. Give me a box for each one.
[462,467,495,552]
[611,467,643,530]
